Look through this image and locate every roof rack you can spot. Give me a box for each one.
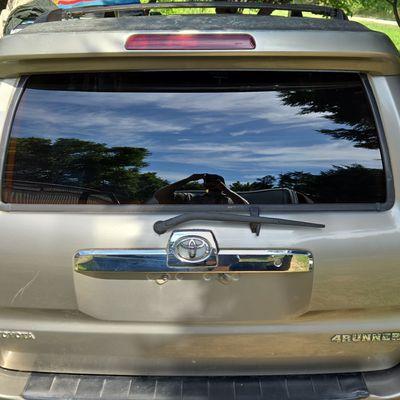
[46,1,348,22]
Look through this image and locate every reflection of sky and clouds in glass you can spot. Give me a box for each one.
[13,88,383,185]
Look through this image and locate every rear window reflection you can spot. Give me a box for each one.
[3,71,386,206]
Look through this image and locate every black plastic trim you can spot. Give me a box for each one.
[364,363,400,399]
[0,76,28,213]
[361,74,395,212]
[24,372,368,400]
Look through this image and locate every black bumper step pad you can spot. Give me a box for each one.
[24,372,369,400]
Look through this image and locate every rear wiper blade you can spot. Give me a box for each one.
[153,212,325,235]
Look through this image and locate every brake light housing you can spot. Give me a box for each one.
[125,33,256,50]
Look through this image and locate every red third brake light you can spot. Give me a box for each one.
[125,34,256,50]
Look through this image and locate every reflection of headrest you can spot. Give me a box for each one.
[204,174,225,185]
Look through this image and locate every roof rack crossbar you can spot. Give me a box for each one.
[46,2,348,22]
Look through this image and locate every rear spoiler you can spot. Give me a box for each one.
[0,29,398,77]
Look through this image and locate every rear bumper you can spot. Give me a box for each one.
[1,365,400,400]
[364,365,400,399]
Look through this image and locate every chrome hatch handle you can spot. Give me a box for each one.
[74,248,313,279]
[75,230,315,280]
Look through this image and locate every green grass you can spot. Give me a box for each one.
[355,20,400,49]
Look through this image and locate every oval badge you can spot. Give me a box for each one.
[174,236,211,263]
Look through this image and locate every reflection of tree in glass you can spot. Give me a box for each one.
[231,175,276,192]
[229,165,385,204]
[9,137,168,204]
[278,171,316,196]
[279,86,379,149]
[278,164,385,203]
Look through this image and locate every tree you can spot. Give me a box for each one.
[237,165,385,204]
[379,0,399,26]
[314,0,400,27]
[230,175,276,192]
[356,0,399,26]
[278,79,380,150]
[278,171,317,196]
[7,137,168,204]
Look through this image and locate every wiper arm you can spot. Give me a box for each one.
[153,212,325,235]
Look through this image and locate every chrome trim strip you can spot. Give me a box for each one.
[74,249,313,276]
[77,249,166,257]
[75,250,167,273]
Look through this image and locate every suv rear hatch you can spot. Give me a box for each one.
[0,7,399,381]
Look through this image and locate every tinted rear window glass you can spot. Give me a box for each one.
[3,71,386,206]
